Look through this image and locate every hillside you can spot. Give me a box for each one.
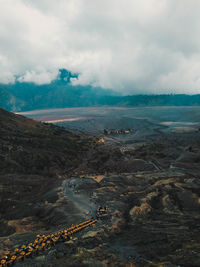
[1,69,200,112]
[1,108,200,266]
[0,108,128,237]
[0,108,98,238]
[0,108,94,175]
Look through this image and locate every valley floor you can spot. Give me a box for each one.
[1,107,200,266]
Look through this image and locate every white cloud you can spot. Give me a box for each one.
[0,0,200,94]
[17,69,58,84]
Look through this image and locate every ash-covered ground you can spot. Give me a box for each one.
[1,107,200,266]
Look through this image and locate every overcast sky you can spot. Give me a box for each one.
[1,0,200,94]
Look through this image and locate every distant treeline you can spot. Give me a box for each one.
[1,69,200,112]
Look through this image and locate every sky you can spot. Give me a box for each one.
[1,0,200,94]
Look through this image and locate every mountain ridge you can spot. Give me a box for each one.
[1,69,200,112]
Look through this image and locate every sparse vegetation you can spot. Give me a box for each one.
[1,107,200,266]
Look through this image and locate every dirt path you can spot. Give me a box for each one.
[62,180,97,219]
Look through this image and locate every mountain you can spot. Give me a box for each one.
[0,107,96,235]
[0,69,118,112]
[0,107,125,236]
[1,69,200,112]
[0,107,94,176]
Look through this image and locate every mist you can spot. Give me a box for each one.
[1,0,200,94]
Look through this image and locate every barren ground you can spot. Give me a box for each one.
[1,107,200,266]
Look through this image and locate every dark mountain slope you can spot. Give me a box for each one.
[0,108,96,236]
[0,108,93,175]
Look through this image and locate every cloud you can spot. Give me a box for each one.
[17,70,58,84]
[0,0,200,94]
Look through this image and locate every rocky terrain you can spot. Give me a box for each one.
[0,107,200,266]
